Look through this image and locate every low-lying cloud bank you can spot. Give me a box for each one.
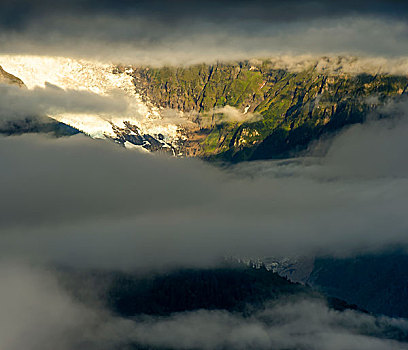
[1,100,408,269]
[131,301,408,350]
[0,83,128,123]
[1,262,407,350]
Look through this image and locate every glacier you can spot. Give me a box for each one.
[0,55,184,149]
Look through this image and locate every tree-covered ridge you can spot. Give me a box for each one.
[57,265,408,349]
[130,60,408,161]
[58,265,361,318]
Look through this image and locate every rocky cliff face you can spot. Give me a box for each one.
[129,57,408,161]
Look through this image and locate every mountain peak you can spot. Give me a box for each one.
[0,65,25,87]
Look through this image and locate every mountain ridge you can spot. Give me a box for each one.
[2,55,408,161]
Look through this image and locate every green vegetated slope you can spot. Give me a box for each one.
[131,60,408,161]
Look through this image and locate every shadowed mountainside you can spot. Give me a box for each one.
[54,265,408,349]
[57,265,368,317]
[307,251,408,318]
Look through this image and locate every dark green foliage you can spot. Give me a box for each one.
[107,266,310,317]
[55,264,408,349]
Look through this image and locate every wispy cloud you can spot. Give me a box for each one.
[0,83,128,123]
[1,262,407,350]
[1,14,408,65]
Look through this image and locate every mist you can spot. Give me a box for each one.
[2,1,408,348]
[1,261,407,350]
[1,99,408,270]
[0,83,129,124]
[1,12,408,65]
